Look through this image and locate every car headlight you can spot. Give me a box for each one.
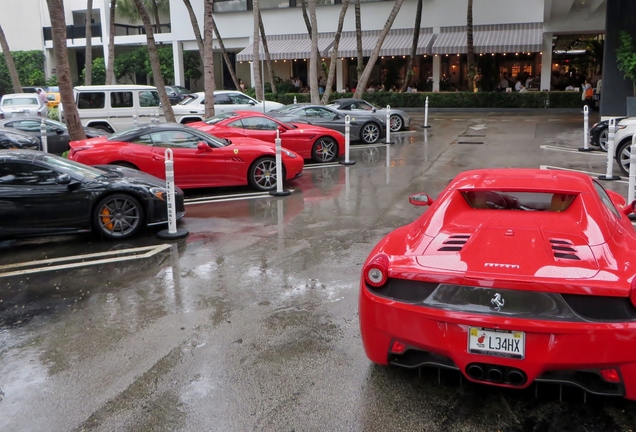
[282,149,297,158]
[592,122,598,128]
[616,125,628,130]
[150,187,167,201]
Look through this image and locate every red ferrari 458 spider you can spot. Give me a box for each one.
[360,168,636,400]
[69,123,304,191]
[188,111,345,163]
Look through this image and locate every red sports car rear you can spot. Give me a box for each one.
[360,168,636,400]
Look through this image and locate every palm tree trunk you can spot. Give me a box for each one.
[258,11,276,94]
[355,0,363,82]
[252,0,263,100]
[46,0,86,141]
[203,0,215,117]
[308,0,320,103]
[353,0,404,99]
[466,0,475,91]
[300,0,321,91]
[212,17,241,91]
[132,0,175,121]
[84,0,93,85]
[0,23,22,93]
[105,0,116,84]
[152,0,162,33]
[182,0,204,56]
[321,0,349,104]
[400,0,422,92]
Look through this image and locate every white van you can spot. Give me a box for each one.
[66,85,165,133]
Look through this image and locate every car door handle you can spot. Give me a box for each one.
[152,155,163,161]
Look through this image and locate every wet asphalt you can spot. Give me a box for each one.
[1,111,636,431]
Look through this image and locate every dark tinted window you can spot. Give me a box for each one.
[77,92,106,109]
[111,92,134,108]
[139,91,160,107]
[149,131,201,148]
[214,94,232,105]
[241,117,279,130]
[0,162,59,185]
[461,190,577,212]
[593,181,621,219]
[227,120,244,128]
[214,0,248,12]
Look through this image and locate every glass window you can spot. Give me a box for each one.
[304,107,335,119]
[214,94,232,105]
[2,96,40,106]
[139,91,160,107]
[130,134,154,145]
[178,95,197,105]
[228,93,255,105]
[593,181,621,218]
[214,0,248,12]
[0,162,59,185]
[241,117,279,130]
[41,154,105,180]
[111,92,134,108]
[77,92,105,109]
[227,120,244,129]
[149,131,201,148]
[10,119,62,133]
[204,112,238,124]
[351,101,374,111]
[260,0,291,8]
[461,190,577,212]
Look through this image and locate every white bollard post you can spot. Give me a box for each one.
[386,138,391,185]
[40,117,48,153]
[385,105,393,144]
[423,96,431,129]
[133,113,138,127]
[579,105,593,152]
[293,95,297,104]
[270,129,291,196]
[629,134,636,203]
[340,114,356,166]
[599,118,621,180]
[157,148,188,239]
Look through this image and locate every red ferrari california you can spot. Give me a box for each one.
[188,111,345,163]
[69,123,304,191]
[360,168,636,400]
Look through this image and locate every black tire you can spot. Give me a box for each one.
[389,114,403,132]
[248,157,279,191]
[311,137,338,163]
[360,122,381,144]
[616,139,632,176]
[598,128,609,152]
[111,161,138,170]
[93,194,144,239]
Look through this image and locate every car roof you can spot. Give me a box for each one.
[74,85,158,91]
[448,168,595,193]
[332,98,366,104]
[0,149,43,161]
[1,93,40,99]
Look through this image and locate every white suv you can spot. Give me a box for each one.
[612,117,636,175]
[173,90,284,124]
[63,85,165,133]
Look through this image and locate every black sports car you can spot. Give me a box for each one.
[269,104,386,144]
[590,118,626,152]
[0,117,109,155]
[0,150,185,240]
[0,128,40,150]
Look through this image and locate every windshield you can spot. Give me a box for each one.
[204,112,238,125]
[178,95,198,105]
[109,126,146,141]
[42,154,106,180]
[3,97,39,106]
[272,104,301,114]
[461,190,577,211]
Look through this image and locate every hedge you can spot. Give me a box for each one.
[259,91,583,109]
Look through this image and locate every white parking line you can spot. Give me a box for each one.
[540,145,606,155]
[305,162,341,169]
[539,165,629,184]
[0,244,171,278]
[350,143,390,150]
[185,189,297,206]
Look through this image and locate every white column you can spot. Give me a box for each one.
[336,58,344,92]
[99,0,109,63]
[540,32,553,91]
[173,41,185,86]
[432,55,441,92]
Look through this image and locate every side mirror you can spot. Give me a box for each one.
[333,114,341,120]
[197,141,212,151]
[248,101,256,106]
[277,125,287,133]
[607,190,627,208]
[56,173,72,185]
[56,128,64,135]
[623,200,636,215]
[409,193,433,207]
[372,108,377,113]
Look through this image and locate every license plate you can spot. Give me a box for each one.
[468,327,525,359]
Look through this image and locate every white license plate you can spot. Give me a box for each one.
[468,327,525,359]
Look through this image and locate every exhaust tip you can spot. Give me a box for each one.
[466,364,484,380]
[507,370,527,386]
[487,367,504,382]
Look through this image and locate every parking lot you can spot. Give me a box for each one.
[1,111,635,431]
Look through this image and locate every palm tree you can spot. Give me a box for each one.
[400,0,422,92]
[321,0,349,103]
[300,0,321,91]
[258,11,276,94]
[105,0,116,84]
[45,0,86,141]
[308,0,320,103]
[203,0,216,117]
[0,22,22,93]
[252,0,263,100]
[466,0,475,91]
[355,0,363,82]
[353,0,404,98]
[212,16,241,90]
[131,0,175,121]
[117,0,169,34]
[84,0,93,85]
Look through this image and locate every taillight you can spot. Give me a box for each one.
[0,113,4,119]
[363,254,389,288]
[390,340,406,354]
[599,368,621,383]
[631,277,636,308]
[37,111,42,117]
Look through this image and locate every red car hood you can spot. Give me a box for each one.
[416,226,599,280]
[70,136,110,147]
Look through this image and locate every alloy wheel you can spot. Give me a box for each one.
[313,138,338,163]
[361,123,380,143]
[251,158,278,191]
[389,115,402,132]
[95,195,142,239]
[599,129,609,152]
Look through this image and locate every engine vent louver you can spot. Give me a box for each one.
[549,239,581,261]
[438,234,471,252]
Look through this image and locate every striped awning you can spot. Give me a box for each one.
[431,23,543,54]
[334,28,435,57]
[236,33,335,62]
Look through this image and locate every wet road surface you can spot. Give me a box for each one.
[1,112,636,431]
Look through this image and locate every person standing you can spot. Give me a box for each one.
[582,80,594,111]
[37,88,48,105]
